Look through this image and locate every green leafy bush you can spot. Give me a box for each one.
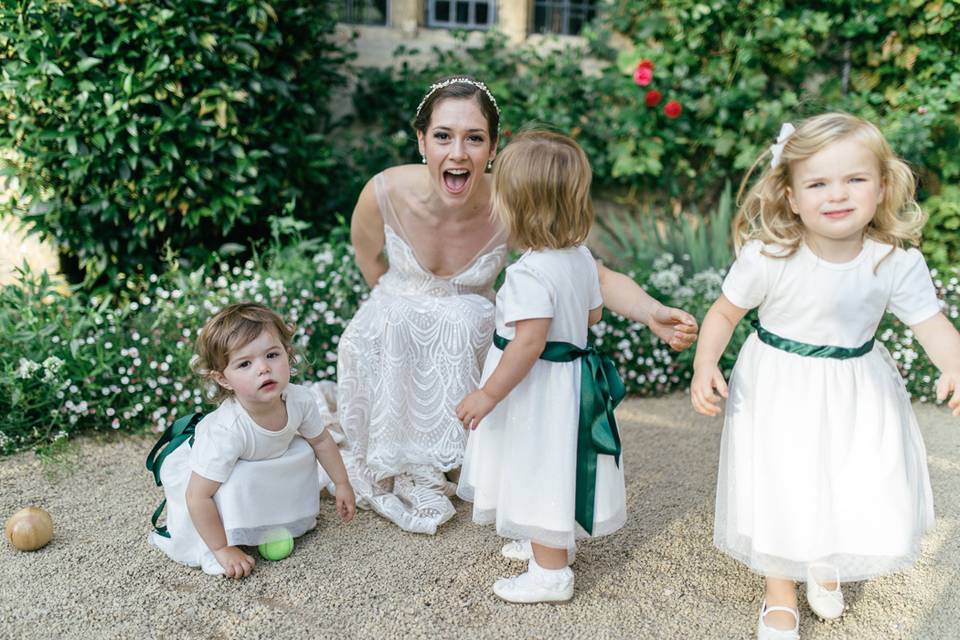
[921,186,960,275]
[0,0,352,284]
[350,4,958,220]
[0,228,367,455]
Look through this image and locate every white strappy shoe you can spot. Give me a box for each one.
[757,601,800,640]
[806,563,844,620]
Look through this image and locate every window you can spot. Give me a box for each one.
[534,0,597,35]
[338,0,388,25]
[427,1,494,29]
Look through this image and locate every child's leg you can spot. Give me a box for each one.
[764,577,799,629]
[531,543,568,569]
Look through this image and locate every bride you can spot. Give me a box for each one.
[329,76,697,534]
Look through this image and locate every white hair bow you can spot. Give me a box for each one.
[769,122,796,168]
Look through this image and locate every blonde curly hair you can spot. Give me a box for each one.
[733,112,926,260]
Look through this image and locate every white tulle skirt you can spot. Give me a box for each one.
[457,347,627,550]
[149,436,321,573]
[714,334,935,582]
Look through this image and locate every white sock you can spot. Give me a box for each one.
[529,554,573,578]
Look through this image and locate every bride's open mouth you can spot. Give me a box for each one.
[442,168,470,194]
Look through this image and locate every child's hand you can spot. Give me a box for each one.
[213,545,255,579]
[335,482,357,523]
[649,305,699,352]
[456,389,498,430]
[691,365,728,417]
[936,371,960,416]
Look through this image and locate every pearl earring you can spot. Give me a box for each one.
[487,160,493,171]
[421,155,426,164]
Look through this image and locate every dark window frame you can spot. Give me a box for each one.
[426,0,495,30]
[338,0,389,25]
[533,0,598,36]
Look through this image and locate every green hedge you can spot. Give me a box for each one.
[0,0,352,284]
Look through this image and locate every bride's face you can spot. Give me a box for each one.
[417,97,497,203]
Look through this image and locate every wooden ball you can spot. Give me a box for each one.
[5,507,54,551]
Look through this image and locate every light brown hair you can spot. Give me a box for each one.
[492,129,594,250]
[192,302,296,403]
[733,111,925,259]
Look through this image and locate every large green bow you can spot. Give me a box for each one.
[493,333,625,534]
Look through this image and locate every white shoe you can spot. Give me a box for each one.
[500,539,576,564]
[806,563,844,620]
[492,561,574,604]
[501,540,533,561]
[757,601,800,639]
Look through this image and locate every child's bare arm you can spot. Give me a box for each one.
[456,317,551,429]
[306,430,357,522]
[588,305,603,327]
[597,263,698,351]
[691,295,748,417]
[911,312,960,415]
[185,472,255,578]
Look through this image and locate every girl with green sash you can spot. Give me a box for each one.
[455,130,694,603]
[691,113,960,639]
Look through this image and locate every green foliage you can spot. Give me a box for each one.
[596,182,734,274]
[0,0,353,285]
[921,186,960,274]
[596,0,960,201]
[352,4,958,211]
[0,228,367,455]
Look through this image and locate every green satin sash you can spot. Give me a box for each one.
[145,412,203,538]
[493,332,625,535]
[752,320,874,359]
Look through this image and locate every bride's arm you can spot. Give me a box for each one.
[351,179,388,288]
[597,263,699,351]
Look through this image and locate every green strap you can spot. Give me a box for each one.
[493,333,625,535]
[752,320,874,359]
[145,412,203,538]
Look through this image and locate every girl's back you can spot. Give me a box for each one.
[495,245,600,348]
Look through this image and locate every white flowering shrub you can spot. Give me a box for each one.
[0,229,367,454]
[2,237,957,455]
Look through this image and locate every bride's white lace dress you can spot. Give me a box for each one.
[331,172,507,534]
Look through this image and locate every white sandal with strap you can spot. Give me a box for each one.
[806,562,844,620]
[757,600,800,640]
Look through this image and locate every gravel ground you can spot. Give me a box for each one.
[1,395,958,639]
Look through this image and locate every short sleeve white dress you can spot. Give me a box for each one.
[457,246,627,550]
[149,383,330,574]
[714,239,942,581]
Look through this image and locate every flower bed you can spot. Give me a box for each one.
[2,235,957,455]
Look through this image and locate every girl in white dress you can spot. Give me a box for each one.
[149,303,356,578]
[691,113,960,639]
[457,130,630,603]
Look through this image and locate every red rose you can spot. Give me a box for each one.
[633,64,653,87]
[645,90,662,108]
[638,59,654,70]
[664,99,682,118]
[503,128,512,138]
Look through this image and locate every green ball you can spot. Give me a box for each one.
[258,533,294,561]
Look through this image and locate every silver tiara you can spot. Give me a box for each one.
[414,77,501,122]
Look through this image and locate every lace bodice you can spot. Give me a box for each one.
[378,225,507,300]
